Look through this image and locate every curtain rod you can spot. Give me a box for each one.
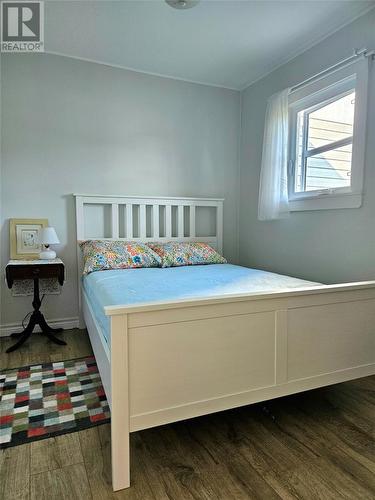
[290,48,374,94]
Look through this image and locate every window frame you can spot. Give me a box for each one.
[288,59,369,211]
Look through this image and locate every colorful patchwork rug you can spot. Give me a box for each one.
[0,356,110,448]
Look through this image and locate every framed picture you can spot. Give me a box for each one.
[10,219,48,260]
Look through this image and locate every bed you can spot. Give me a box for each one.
[75,194,375,491]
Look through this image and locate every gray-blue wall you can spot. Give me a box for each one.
[239,10,375,284]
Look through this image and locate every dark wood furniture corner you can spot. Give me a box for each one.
[5,260,67,353]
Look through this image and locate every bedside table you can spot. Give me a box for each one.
[5,258,67,353]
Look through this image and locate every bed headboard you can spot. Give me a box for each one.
[74,193,224,251]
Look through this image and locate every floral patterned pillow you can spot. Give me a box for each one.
[147,242,227,268]
[80,240,162,275]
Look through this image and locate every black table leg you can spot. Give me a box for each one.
[10,330,26,338]
[6,310,39,353]
[6,325,34,353]
[6,275,66,353]
[38,313,66,345]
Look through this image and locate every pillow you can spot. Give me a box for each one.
[147,242,227,268]
[80,240,162,275]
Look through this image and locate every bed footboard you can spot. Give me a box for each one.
[104,282,375,490]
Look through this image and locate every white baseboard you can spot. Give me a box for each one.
[0,317,80,337]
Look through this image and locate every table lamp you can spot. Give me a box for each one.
[39,227,60,260]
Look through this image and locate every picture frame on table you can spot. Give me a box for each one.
[9,218,48,260]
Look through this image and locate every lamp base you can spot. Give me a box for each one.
[39,249,56,260]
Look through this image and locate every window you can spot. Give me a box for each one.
[288,60,368,211]
[295,91,354,193]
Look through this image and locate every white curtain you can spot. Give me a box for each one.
[258,88,290,221]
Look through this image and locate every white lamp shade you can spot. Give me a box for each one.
[39,227,60,245]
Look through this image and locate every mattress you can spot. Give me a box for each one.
[82,264,319,346]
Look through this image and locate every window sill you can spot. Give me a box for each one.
[289,192,362,211]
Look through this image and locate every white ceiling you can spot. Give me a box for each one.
[45,0,375,90]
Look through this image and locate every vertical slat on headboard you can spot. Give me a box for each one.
[153,205,159,239]
[139,205,146,238]
[177,205,184,238]
[126,204,133,239]
[216,202,223,254]
[189,206,196,238]
[111,204,119,239]
[165,205,172,238]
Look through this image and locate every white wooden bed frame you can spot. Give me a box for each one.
[75,193,375,491]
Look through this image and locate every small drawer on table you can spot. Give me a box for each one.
[7,264,63,281]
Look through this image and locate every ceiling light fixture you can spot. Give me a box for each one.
[165,0,200,10]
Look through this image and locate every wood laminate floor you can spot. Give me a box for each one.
[1,329,374,500]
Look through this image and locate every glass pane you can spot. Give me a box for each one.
[307,92,355,149]
[305,143,352,192]
[294,90,355,193]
